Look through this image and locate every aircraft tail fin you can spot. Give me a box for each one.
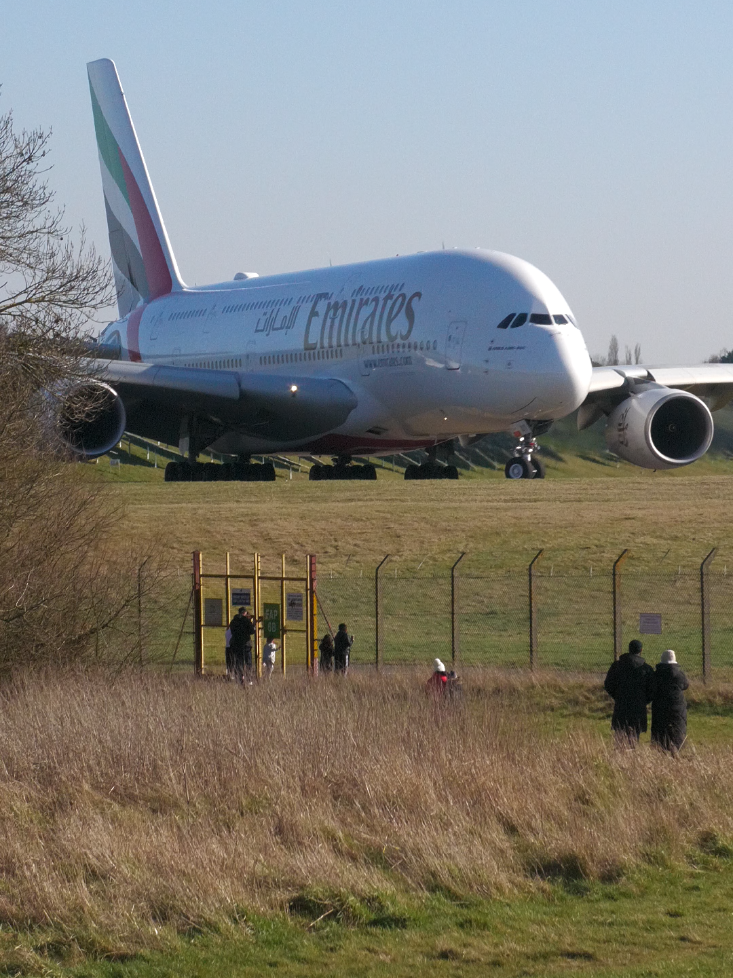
[87,58,184,318]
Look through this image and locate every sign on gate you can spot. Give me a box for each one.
[263,603,281,640]
[231,588,251,607]
[639,613,662,634]
[204,598,223,627]
[286,593,304,621]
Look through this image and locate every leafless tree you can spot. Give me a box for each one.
[634,343,642,365]
[0,97,162,671]
[606,335,619,366]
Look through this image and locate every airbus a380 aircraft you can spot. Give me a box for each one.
[75,58,733,482]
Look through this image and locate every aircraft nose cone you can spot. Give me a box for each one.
[533,328,592,417]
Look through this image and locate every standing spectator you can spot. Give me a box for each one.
[651,650,689,753]
[334,623,353,675]
[604,639,655,744]
[224,625,233,679]
[262,638,277,680]
[426,658,448,699]
[319,632,334,672]
[229,607,256,684]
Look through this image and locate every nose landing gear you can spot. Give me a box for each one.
[504,423,548,480]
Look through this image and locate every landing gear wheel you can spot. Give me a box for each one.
[164,461,180,482]
[404,465,417,480]
[530,457,546,479]
[505,457,535,480]
[445,465,459,480]
[309,465,324,481]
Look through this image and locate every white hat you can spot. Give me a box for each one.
[433,658,446,673]
[661,649,677,664]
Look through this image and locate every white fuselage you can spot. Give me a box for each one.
[98,249,593,456]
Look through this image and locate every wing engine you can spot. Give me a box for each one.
[605,388,713,469]
[55,380,127,457]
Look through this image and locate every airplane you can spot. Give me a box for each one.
[73,58,733,482]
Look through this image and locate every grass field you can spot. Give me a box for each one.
[6,462,733,975]
[2,670,733,977]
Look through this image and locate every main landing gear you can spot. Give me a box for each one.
[404,445,459,480]
[504,425,547,480]
[165,456,276,482]
[309,455,377,481]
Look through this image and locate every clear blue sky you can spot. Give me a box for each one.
[3,0,733,363]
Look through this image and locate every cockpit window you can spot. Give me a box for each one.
[529,313,553,325]
[553,315,568,324]
[510,313,527,328]
[496,314,515,329]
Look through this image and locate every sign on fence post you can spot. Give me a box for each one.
[286,593,304,621]
[263,603,281,641]
[204,598,223,627]
[639,613,662,635]
[231,588,251,607]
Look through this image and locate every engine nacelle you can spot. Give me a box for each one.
[57,381,127,458]
[605,388,713,469]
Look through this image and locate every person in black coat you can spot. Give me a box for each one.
[604,639,655,743]
[651,649,689,752]
[333,623,353,675]
[229,608,256,683]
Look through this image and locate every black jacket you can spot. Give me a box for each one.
[604,652,655,734]
[229,615,255,648]
[334,630,353,659]
[651,663,689,749]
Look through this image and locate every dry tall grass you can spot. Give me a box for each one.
[0,670,731,949]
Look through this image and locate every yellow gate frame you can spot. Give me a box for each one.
[192,552,319,677]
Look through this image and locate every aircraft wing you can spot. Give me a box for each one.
[95,359,358,445]
[578,363,733,429]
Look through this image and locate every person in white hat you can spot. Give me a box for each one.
[425,658,448,699]
[651,650,689,752]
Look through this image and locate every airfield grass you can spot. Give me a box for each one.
[90,465,733,677]
[2,670,733,976]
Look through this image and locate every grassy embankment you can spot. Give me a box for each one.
[91,472,733,676]
[1,670,733,976]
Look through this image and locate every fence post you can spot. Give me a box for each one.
[612,549,630,661]
[701,548,716,683]
[451,552,466,665]
[528,550,544,670]
[307,554,318,674]
[375,555,390,670]
[192,550,204,676]
[281,553,287,677]
[253,552,262,679]
[225,551,231,631]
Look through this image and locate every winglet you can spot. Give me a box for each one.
[87,58,185,317]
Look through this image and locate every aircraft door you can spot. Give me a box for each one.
[148,310,164,341]
[204,302,218,334]
[445,320,467,369]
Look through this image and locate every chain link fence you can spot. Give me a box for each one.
[314,550,733,679]
[143,551,733,679]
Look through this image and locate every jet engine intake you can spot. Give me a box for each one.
[605,388,713,469]
[57,381,127,457]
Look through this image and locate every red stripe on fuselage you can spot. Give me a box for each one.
[119,150,172,301]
